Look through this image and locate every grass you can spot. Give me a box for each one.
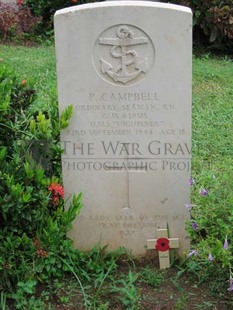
[1,43,233,309]
[192,55,233,167]
[0,45,56,108]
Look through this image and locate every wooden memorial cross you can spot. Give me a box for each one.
[147,228,179,269]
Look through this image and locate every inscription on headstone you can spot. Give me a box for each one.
[54,2,192,255]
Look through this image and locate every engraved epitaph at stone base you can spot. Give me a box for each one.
[54,2,192,256]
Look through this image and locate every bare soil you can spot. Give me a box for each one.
[45,254,233,310]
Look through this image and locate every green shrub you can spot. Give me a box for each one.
[0,2,41,41]
[0,63,82,296]
[185,165,233,293]
[167,0,233,52]
[0,60,130,309]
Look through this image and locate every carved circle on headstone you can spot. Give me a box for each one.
[92,24,155,86]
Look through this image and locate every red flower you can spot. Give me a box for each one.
[33,238,48,258]
[156,238,170,252]
[33,237,41,249]
[17,0,24,5]
[48,183,64,198]
[71,0,78,2]
[48,182,64,206]
[22,79,27,86]
[36,249,48,258]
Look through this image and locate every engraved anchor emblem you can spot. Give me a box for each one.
[99,26,148,84]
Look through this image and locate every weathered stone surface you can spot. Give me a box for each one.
[54,2,192,256]
[1,0,16,4]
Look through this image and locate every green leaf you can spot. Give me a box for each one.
[22,192,31,203]
[60,105,73,129]
[0,147,7,161]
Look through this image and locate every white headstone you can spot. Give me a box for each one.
[54,2,192,256]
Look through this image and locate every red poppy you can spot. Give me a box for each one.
[156,238,170,252]
[17,0,24,5]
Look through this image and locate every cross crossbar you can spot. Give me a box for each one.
[147,228,179,269]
